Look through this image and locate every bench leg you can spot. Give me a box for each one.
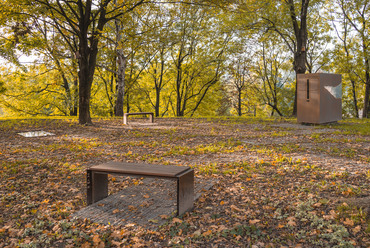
[87,170,108,205]
[177,169,194,215]
[123,114,128,125]
[149,114,153,123]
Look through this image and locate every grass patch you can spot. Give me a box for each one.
[336,119,370,135]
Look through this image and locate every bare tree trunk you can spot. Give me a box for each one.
[77,1,107,125]
[114,4,127,117]
[126,91,130,113]
[282,0,309,117]
[364,75,370,118]
[268,103,283,116]
[363,48,370,118]
[362,40,370,118]
[78,27,93,125]
[176,63,183,117]
[154,52,166,117]
[155,85,160,117]
[350,80,359,118]
[115,50,127,116]
[237,89,242,116]
[78,67,92,124]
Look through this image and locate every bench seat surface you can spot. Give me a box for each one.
[89,161,191,178]
[124,112,153,115]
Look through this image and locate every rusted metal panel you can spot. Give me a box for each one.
[89,161,191,178]
[297,73,342,124]
[87,170,108,205]
[177,169,194,215]
[319,73,342,123]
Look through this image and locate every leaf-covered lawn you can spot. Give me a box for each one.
[0,117,369,247]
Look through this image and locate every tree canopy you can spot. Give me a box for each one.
[1,0,370,120]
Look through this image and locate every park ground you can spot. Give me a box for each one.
[0,116,369,247]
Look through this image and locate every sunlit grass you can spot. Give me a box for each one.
[0,116,78,131]
[336,118,370,135]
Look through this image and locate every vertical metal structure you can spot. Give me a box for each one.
[297,73,342,124]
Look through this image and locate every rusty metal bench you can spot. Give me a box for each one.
[123,112,154,125]
[87,161,194,215]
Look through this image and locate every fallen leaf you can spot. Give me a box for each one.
[128,205,137,211]
[92,235,104,248]
[343,218,354,226]
[313,202,322,207]
[25,223,33,228]
[111,230,122,239]
[112,209,120,214]
[249,219,260,224]
[323,210,337,220]
[277,223,285,228]
[80,242,91,248]
[230,205,243,212]
[111,241,124,246]
[287,220,297,226]
[353,225,361,234]
[202,230,212,236]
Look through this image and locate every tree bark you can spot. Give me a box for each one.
[176,60,183,117]
[350,80,359,118]
[114,7,126,117]
[287,0,309,117]
[115,50,127,116]
[155,55,166,117]
[76,0,109,125]
[363,47,370,118]
[363,74,370,118]
[237,89,242,116]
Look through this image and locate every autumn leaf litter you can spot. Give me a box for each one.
[0,117,369,247]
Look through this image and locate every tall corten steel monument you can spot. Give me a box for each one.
[297,73,342,124]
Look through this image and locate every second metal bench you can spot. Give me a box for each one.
[123,112,154,125]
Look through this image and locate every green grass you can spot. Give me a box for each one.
[336,119,370,135]
[0,116,78,131]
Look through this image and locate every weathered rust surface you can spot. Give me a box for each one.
[87,172,108,205]
[89,161,191,178]
[297,73,342,124]
[177,169,194,215]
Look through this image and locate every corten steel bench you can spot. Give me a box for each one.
[87,161,194,216]
[123,112,154,125]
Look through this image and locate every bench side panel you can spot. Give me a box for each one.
[87,170,108,205]
[177,169,194,215]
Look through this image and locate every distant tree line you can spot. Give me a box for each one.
[0,0,369,124]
